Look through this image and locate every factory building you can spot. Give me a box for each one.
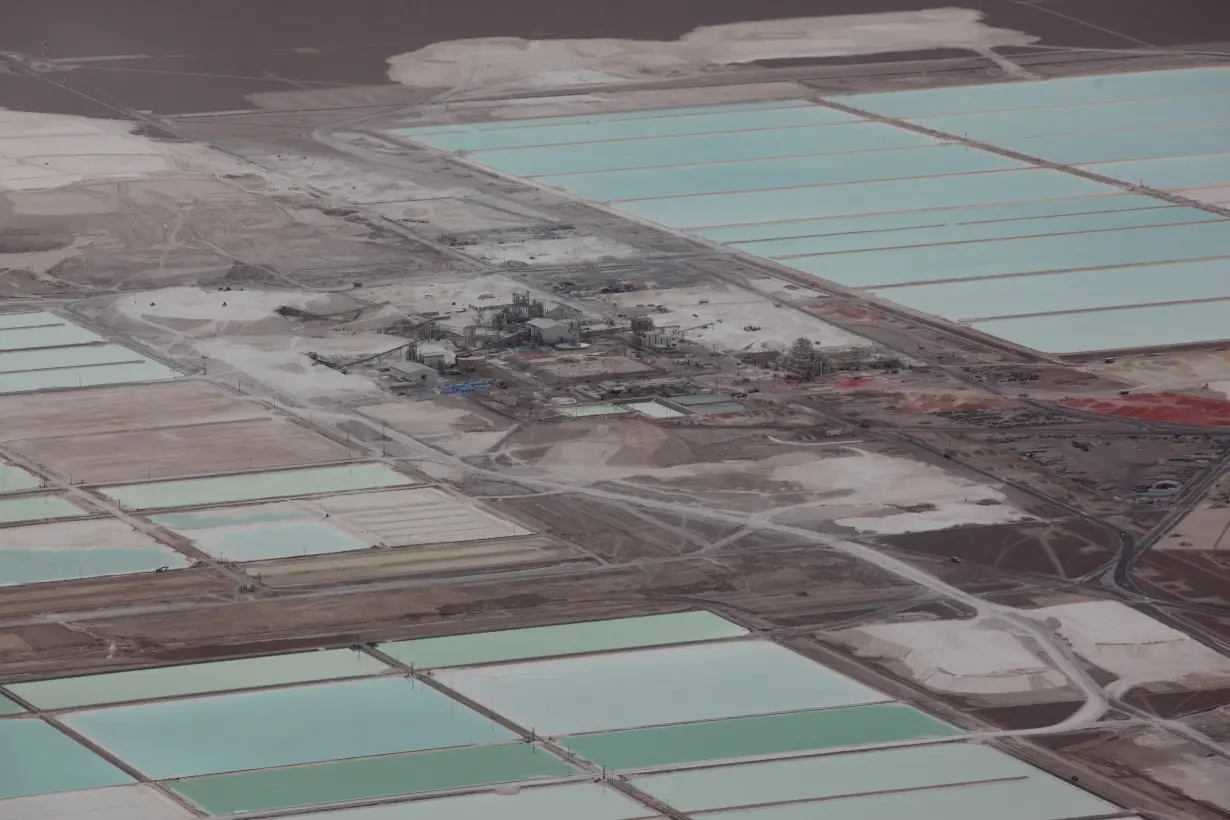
[527,318,571,345]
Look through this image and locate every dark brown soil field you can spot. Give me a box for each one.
[1,0,1226,115]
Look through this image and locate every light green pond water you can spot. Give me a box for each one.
[632,743,1107,816]
[434,640,888,736]
[102,464,414,510]
[382,611,747,669]
[698,778,1114,820]
[10,648,389,709]
[173,742,576,815]
[63,676,514,779]
[0,462,42,494]
[562,704,960,770]
[0,718,132,800]
[0,546,189,587]
[268,782,650,820]
[0,496,87,525]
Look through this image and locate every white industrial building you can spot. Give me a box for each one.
[527,318,571,345]
[388,360,439,387]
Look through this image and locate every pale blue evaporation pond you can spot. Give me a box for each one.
[536,145,1021,202]
[694,193,1161,243]
[465,122,937,177]
[0,344,144,374]
[0,718,133,799]
[0,546,189,586]
[972,301,1230,354]
[415,105,856,152]
[153,503,372,561]
[0,360,177,394]
[401,70,1230,354]
[735,205,1217,259]
[632,744,1113,819]
[910,93,1230,141]
[273,783,649,820]
[0,312,178,393]
[828,68,1230,118]
[409,100,808,134]
[62,676,514,779]
[1003,122,1230,164]
[0,460,41,493]
[684,782,1112,820]
[873,258,1230,321]
[1082,153,1230,190]
[783,219,1230,289]
[0,312,62,329]
[619,169,1113,229]
[0,323,101,352]
[433,640,888,736]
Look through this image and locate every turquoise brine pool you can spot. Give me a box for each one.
[0,460,41,493]
[0,546,189,587]
[0,495,87,525]
[561,703,960,770]
[10,648,390,708]
[434,640,887,735]
[382,610,747,669]
[172,743,577,815]
[267,782,648,820]
[0,718,132,799]
[102,464,414,510]
[62,676,513,779]
[632,743,1114,820]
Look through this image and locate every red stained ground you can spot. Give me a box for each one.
[826,305,880,323]
[1060,392,1230,427]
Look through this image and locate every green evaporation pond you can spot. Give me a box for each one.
[971,299,1230,354]
[103,464,413,510]
[0,718,133,799]
[265,782,649,820]
[0,360,177,395]
[0,461,41,494]
[406,101,808,134]
[411,105,854,152]
[738,205,1217,260]
[0,311,62,330]
[562,704,960,770]
[10,648,389,709]
[693,193,1149,243]
[192,521,373,562]
[62,676,514,779]
[633,743,1072,813]
[0,344,144,375]
[0,323,101,352]
[382,611,746,670]
[0,694,24,715]
[697,778,1115,820]
[435,640,888,736]
[0,495,87,525]
[173,742,576,815]
[0,546,189,587]
[153,504,310,531]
